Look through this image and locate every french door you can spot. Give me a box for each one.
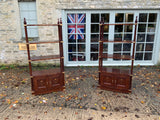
[62,10,160,66]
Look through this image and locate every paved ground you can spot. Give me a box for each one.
[0,66,160,120]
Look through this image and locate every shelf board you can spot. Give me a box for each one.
[28,40,59,44]
[101,67,131,75]
[101,53,132,60]
[30,55,60,61]
[32,68,61,77]
[100,39,134,43]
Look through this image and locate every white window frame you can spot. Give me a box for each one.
[62,10,160,66]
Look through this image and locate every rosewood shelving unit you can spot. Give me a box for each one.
[24,18,65,95]
[98,17,138,93]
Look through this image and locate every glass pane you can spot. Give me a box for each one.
[144,53,152,60]
[104,34,108,40]
[68,25,76,33]
[91,14,99,23]
[103,43,108,52]
[91,53,98,61]
[69,53,77,61]
[77,24,85,33]
[124,25,133,32]
[91,24,99,33]
[91,44,98,52]
[115,25,123,32]
[145,43,153,51]
[115,13,124,22]
[124,34,132,41]
[149,13,157,22]
[137,34,145,42]
[68,35,76,43]
[139,13,147,22]
[77,34,85,42]
[104,25,109,33]
[78,53,85,61]
[101,14,109,23]
[68,14,86,23]
[68,44,76,52]
[136,43,144,51]
[125,14,133,22]
[135,53,143,60]
[122,53,131,61]
[114,44,122,51]
[91,34,99,42]
[147,24,156,32]
[138,24,146,32]
[78,44,85,52]
[114,34,123,41]
[146,34,154,42]
[113,53,121,60]
[123,43,131,51]
[67,14,75,23]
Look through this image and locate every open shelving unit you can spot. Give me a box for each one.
[98,17,138,93]
[24,18,65,95]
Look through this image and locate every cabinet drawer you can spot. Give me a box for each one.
[33,76,48,92]
[115,75,130,90]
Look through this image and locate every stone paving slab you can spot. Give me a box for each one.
[0,66,160,119]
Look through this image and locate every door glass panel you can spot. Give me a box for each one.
[135,53,143,60]
[67,13,86,61]
[125,14,134,22]
[91,44,98,52]
[124,25,133,32]
[101,14,109,23]
[124,34,132,41]
[91,34,99,42]
[114,44,122,51]
[115,13,124,22]
[138,24,146,32]
[115,25,123,32]
[136,43,144,51]
[137,34,145,42]
[91,53,98,61]
[135,13,157,61]
[144,53,152,60]
[90,13,109,61]
[68,44,76,52]
[149,13,157,22]
[145,43,153,51]
[91,24,99,33]
[147,24,156,32]
[78,44,85,52]
[139,13,147,22]
[146,34,154,42]
[123,43,131,51]
[91,14,99,23]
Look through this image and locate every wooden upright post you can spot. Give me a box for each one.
[131,16,138,75]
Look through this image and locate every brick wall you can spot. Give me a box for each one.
[0,0,160,65]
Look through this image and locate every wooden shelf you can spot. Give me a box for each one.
[100,40,134,43]
[101,53,132,60]
[32,68,61,77]
[30,55,60,61]
[101,67,131,76]
[28,40,59,44]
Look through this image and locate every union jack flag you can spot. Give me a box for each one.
[68,14,85,40]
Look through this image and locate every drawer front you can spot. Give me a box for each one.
[100,73,115,88]
[115,75,130,90]
[48,74,63,90]
[33,76,48,92]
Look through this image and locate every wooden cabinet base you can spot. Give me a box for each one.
[32,72,65,95]
[32,87,65,95]
[99,69,132,93]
